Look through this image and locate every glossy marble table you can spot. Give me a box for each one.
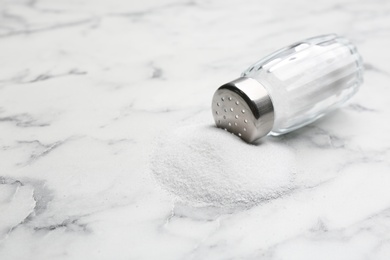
[1,0,390,259]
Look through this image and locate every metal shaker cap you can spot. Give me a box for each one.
[211,77,274,143]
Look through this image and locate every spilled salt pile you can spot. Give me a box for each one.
[151,124,297,208]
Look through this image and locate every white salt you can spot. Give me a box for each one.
[151,124,297,208]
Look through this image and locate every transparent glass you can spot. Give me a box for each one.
[242,34,364,135]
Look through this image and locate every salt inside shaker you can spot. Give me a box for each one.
[212,34,364,143]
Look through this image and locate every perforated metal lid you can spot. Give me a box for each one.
[211,77,275,143]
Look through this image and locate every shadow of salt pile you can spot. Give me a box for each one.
[151,124,299,214]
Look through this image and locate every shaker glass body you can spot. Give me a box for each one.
[242,34,364,135]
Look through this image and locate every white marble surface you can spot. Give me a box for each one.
[1,0,390,259]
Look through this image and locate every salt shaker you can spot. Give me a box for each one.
[212,34,364,143]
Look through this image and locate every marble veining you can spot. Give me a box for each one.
[1,0,390,259]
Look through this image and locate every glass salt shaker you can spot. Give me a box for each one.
[212,34,364,143]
